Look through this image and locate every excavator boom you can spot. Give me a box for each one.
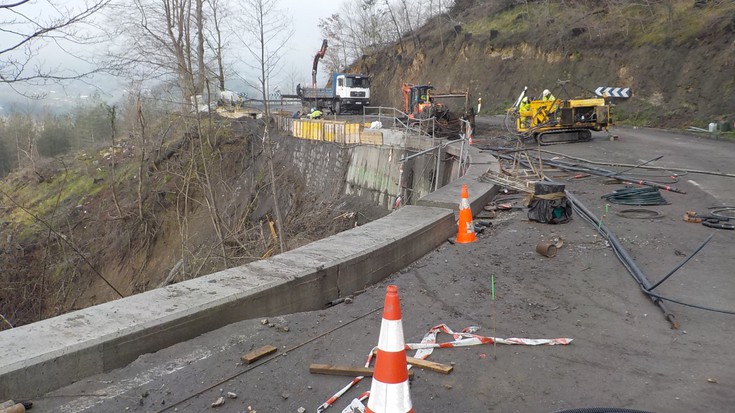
[311,39,328,87]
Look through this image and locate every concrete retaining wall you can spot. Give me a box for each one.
[279,132,448,210]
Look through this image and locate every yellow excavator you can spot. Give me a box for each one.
[510,86,612,144]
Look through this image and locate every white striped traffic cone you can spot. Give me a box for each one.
[366,285,413,413]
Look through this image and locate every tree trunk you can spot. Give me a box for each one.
[136,96,146,221]
[108,105,123,217]
[196,0,206,93]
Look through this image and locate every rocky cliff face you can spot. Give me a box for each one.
[356,1,735,127]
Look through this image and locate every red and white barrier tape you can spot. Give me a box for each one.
[316,352,374,413]
[410,324,572,360]
[317,324,572,413]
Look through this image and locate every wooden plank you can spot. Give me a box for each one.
[309,364,414,378]
[406,357,453,374]
[241,345,277,364]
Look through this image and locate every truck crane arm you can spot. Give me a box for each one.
[311,39,328,88]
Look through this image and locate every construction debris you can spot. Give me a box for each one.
[536,240,559,258]
[309,363,414,379]
[478,170,535,193]
[684,211,733,229]
[0,400,28,413]
[240,345,277,364]
[406,357,453,374]
[211,396,225,407]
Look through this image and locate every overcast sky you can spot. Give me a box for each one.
[0,0,341,110]
[280,0,339,86]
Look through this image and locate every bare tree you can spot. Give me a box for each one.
[383,0,406,53]
[232,0,293,254]
[107,104,124,217]
[206,0,231,91]
[107,0,209,108]
[318,14,349,73]
[195,0,206,92]
[0,0,111,90]
[396,0,419,47]
[0,107,35,171]
[331,0,386,62]
[333,0,452,62]
[281,65,306,97]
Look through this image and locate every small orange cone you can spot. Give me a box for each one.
[456,184,477,244]
[366,285,413,413]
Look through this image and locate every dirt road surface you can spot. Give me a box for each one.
[36,122,735,413]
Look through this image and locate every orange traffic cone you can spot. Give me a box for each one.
[456,184,477,244]
[366,285,413,413]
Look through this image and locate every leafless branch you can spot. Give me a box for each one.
[1,0,112,84]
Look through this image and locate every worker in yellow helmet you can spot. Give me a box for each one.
[520,96,531,111]
[519,96,531,129]
[307,107,323,119]
[541,89,559,119]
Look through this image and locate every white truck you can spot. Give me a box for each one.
[297,73,371,115]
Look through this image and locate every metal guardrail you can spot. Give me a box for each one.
[361,106,437,140]
[359,106,474,191]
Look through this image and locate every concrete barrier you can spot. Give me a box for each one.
[0,206,457,399]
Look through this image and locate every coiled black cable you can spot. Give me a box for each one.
[550,409,654,413]
[601,187,668,206]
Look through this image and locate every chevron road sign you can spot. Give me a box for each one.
[595,87,631,98]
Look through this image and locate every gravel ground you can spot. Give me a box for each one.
[36,124,735,413]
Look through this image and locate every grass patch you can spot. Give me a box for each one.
[464,7,530,40]
[630,1,735,46]
[613,105,659,127]
[464,1,735,49]
[5,166,105,225]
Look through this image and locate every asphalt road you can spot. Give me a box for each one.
[36,121,735,413]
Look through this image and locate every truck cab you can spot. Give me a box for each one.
[332,73,370,114]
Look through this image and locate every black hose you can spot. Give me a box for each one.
[490,150,735,319]
[541,158,686,194]
[614,155,663,175]
[647,234,714,291]
[537,148,735,178]
[565,190,678,327]
[569,191,735,318]
[645,289,735,315]
[709,207,735,220]
[550,409,654,413]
